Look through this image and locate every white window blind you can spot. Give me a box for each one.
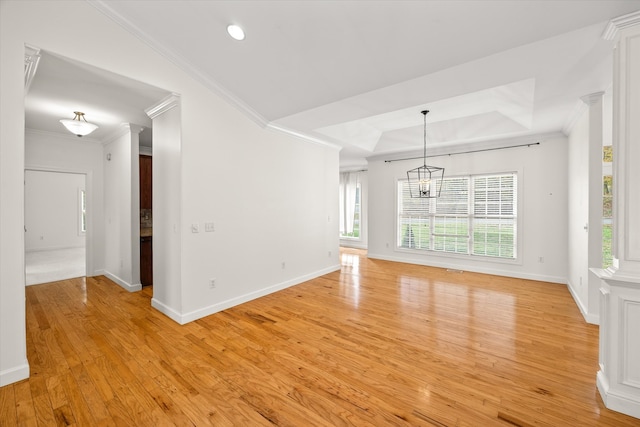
[472,174,517,258]
[397,172,517,259]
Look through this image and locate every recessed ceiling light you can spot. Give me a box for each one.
[227,24,245,41]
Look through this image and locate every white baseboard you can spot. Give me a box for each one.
[151,298,183,324]
[340,241,367,250]
[367,252,566,284]
[103,271,141,292]
[567,280,599,325]
[153,264,341,325]
[0,361,29,386]
[598,370,640,419]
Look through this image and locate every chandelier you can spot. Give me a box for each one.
[59,111,98,137]
[406,110,444,198]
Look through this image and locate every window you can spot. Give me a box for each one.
[340,172,362,239]
[603,145,613,268]
[398,172,517,259]
[79,189,87,235]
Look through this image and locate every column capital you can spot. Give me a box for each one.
[580,92,605,106]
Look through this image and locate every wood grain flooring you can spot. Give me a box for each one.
[2,248,639,426]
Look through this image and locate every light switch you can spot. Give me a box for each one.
[191,223,199,233]
[205,222,215,232]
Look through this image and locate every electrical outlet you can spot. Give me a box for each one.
[205,222,215,232]
[209,278,216,289]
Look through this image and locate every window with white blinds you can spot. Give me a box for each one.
[397,172,517,259]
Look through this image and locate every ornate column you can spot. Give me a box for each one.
[596,11,640,419]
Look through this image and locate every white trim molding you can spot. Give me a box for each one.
[24,44,41,93]
[0,361,30,387]
[266,123,342,151]
[145,93,180,119]
[603,10,640,41]
[104,271,142,292]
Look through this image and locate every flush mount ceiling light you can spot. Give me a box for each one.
[406,110,444,198]
[59,111,98,137]
[227,24,245,41]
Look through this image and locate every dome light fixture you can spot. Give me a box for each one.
[406,110,444,198]
[227,24,245,41]
[59,111,98,137]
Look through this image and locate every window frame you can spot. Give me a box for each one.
[79,188,87,236]
[340,175,363,241]
[395,171,520,264]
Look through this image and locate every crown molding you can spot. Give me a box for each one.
[24,44,41,94]
[88,0,268,128]
[602,10,640,41]
[145,93,180,119]
[266,123,342,151]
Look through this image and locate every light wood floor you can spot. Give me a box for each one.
[2,248,639,426]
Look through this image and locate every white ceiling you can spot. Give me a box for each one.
[25,51,169,146]
[25,1,640,166]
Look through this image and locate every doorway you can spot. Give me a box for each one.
[24,169,87,285]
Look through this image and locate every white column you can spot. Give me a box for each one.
[581,92,604,323]
[596,11,640,419]
[145,95,184,323]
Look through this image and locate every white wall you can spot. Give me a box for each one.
[1,0,340,385]
[368,134,569,283]
[25,170,85,251]
[103,126,141,291]
[25,130,105,276]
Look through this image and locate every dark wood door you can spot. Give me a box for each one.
[140,236,153,286]
[139,155,152,209]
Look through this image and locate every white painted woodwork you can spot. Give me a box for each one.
[596,11,640,419]
[146,96,183,321]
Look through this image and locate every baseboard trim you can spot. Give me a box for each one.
[154,264,341,325]
[567,281,599,325]
[367,252,566,284]
[151,298,183,324]
[339,241,367,250]
[0,361,30,386]
[103,271,141,292]
[597,370,640,419]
